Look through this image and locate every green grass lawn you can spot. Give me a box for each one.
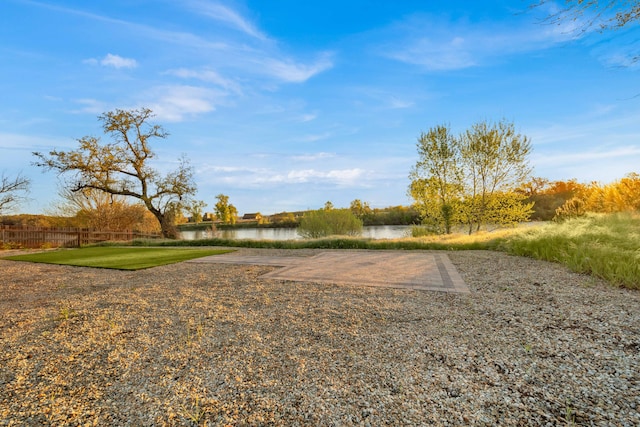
[1,247,234,270]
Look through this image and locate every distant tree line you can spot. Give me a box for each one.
[349,200,419,225]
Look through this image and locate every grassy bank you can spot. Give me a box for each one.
[499,213,640,289]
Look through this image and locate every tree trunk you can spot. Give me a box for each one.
[158,212,178,239]
[146,206,177,239]
[441,204,452,234]
[161,218,178,239]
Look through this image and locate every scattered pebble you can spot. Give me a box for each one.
[0,249,638,426]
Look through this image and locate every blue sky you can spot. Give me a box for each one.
[1,0,639,216]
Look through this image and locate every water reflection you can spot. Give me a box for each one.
[179,225,410,241]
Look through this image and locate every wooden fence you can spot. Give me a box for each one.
[0,226,162,248]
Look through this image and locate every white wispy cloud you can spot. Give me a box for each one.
[260,52,334,83]
[206,166,248,173]
[197,165,275,176]
[298,113,318,122]
[143,85,221,121]
[377,13,583,71]
[290,152,336,162]
[388,97,414,109]
[20,1,229,50]
[387,35,475,70]
[534,146,640,167]
[590,29,640,70]
[602,52,640,68]
[298,132,333,143]
[165,68,243,94]
[101,53,138,69]
[260,168,366,185]
[84,53,138,69]
[72,98,108,114]
[532,145,640,183]
[186,0,267,41]
[197,160,368,187]
[25,0,331,85]
[37,0,334,95]
[0,132,72,150]
[529,108,640,145]
[356,88,416,110]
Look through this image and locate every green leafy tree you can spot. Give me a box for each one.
[229,205,238,224]
[365,205,420,225]
[33,108,196,238]
[409,120,533,234]
[409,125,463,234]
[481,192,535,227]
[0,171,30,215]
[187,200,207,224]
[214,194,237,224]
[323,201,334,210]
[270,211,297,225]
[460,120,532,233]
[349,199,372,221]
[409,179,460,233]
[298,209,363,238]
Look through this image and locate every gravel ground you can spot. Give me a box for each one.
[0,248,638,426]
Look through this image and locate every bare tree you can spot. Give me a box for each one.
[0,172,31,214]
[532,0,640,32]
[33,108,196,238]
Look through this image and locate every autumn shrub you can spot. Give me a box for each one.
[554,173,640,221]
[1,241,23,250]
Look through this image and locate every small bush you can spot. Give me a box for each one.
[410,225,436,237]
[297,209,363,239]
[1,241,23,250]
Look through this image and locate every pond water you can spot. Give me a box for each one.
[179,225,411,241]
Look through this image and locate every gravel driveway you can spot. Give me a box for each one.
[1,248,638,426]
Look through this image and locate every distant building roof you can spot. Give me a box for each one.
[242,213,262,220]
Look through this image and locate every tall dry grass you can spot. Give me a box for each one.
[501,213,640,289]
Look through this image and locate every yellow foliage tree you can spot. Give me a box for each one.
[555,173,640,219]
